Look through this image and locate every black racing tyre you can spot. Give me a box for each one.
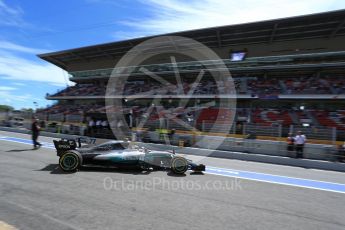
[171,156,188,174]
[59,151,82,172]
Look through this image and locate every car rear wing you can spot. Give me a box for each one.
[53,137,96,156]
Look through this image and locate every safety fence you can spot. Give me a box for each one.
[9,112,343,142]
[136,118,339,142]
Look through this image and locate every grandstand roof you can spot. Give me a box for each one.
[39,9,345,70]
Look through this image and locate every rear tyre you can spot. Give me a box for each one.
[59,151,82,173]
[171,156,188,174]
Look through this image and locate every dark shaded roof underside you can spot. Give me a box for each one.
[38,9,345,69]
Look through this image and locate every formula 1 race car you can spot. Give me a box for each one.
[53,138,205,174]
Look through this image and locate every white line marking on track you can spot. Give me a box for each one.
[207,166,345,186]
[205,171,345,194]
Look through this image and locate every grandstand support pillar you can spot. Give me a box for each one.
[332,127,337,145]
[129,113,133,128]
[135,117,139,128]
[158,118,163,129]
[289,125,294,135]
[243,123,246,135]
[278,125,282,138]
[202,120,205,132]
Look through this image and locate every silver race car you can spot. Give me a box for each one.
[53,138,205,174]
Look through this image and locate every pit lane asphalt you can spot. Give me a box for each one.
[0,131,345,230]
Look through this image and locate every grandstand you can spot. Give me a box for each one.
[37,9,345,143]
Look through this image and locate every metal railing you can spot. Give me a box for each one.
[136,118,338,142]
[11,112,341,142]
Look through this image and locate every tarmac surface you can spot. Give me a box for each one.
[0,130,345,230]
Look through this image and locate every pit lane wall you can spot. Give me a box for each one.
[142,131,337,161]
[1,126,344,172]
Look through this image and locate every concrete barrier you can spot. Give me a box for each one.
[0,126,84,141]
[137,142,345,172]
[156,132,336,161]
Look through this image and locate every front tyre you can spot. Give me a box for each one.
[59,151,82,173]
[171,156,188,174]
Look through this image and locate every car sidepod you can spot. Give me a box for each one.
[140,152,173,169]
[92,150,145,166]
